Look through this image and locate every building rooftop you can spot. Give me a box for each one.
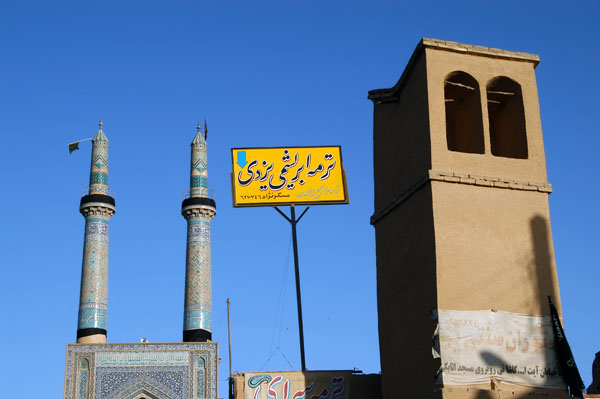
[368,38,540,102]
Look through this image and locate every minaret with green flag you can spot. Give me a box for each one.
[76,119,116,344]
[182,121,216,342]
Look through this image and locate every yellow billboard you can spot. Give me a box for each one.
[231,146,348,207]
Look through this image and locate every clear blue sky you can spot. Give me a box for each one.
[0,1,598,397]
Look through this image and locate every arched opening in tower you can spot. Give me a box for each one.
[444,71,485,154]
[486,76,528,159]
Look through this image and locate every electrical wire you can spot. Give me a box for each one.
[260,236,293,370]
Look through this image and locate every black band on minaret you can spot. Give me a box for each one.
[183,329,212,342]
[181,197,216,210]
[77,328,107,339]
[81,194,116,207]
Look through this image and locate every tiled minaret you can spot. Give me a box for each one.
[182,121,216,342]
[76,119,116,344]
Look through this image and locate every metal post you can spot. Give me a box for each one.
[227,298,232,378]
[227,298,233,399]
[273,205,310,371]
[290,205,307,371]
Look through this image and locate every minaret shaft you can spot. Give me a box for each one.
[182,122,216,342]
[183,210,214,335]
[76,120,115,344]
[78,214,109,328]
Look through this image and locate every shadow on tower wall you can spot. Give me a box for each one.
[531,215,569,398]
[530,215,558,317]
[474,215,564,399]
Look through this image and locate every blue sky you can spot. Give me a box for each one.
[0,1,598,397]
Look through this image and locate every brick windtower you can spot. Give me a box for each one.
[76,119,116,344]
[182,121,217,342]
[369,39,568,399]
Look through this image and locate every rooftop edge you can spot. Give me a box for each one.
[368,38,540,102]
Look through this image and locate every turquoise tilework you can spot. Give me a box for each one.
[184,309,212,332]
[196,368,206,398]
[78,308,107,330]
[64,343,218,399]
[78,217,109,330]
[77,366,89,399]
[190,140,208,198]
[184,216,212,332]
[89,135,109,195]
[191,176,207,188]
[90,172,108,185]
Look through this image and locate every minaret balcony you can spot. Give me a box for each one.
[182,188,216,219]
[79,186,116,214]
[183,188,215,200]
[81,186,115,198]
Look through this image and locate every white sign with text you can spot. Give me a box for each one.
[437,309,566,388]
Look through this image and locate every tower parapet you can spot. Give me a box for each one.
[182,122,216,342]
[76,119,115,344]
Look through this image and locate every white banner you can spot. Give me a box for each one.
[436,309,566,388]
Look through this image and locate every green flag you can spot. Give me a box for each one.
[68,141,80,154]
[68,137,92,154]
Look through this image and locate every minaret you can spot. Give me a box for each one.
[76,119,116,344]
[182,121,216,342]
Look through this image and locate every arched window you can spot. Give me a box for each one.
[444,71,485,154]
[486,76,528,159]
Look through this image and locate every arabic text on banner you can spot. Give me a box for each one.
[436,309,566,389]
[243,371,350,399]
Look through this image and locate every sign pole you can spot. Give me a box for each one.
[227,298,234,399]
[274,204,310,371]
[290,205,306,372]
[227,297,233,377]
[231,146,349,372]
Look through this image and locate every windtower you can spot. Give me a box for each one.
[182,121,217,342]
[76,119,115,344]
[369,39,567,399]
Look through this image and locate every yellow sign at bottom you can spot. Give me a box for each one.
[231,146,348,207]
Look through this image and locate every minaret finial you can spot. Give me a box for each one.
[197,121,202,135]
[99,117,103,130]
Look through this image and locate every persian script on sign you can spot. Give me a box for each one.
[231,146,349,207]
